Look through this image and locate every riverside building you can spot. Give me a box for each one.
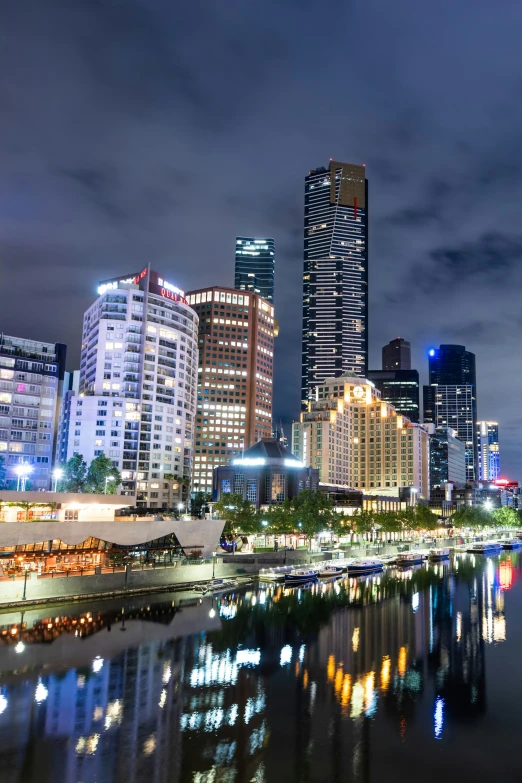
[301,161,368,407]
[186,286,275,493]
[0,334,66,489]
[292,375,430,499]
[60,267,198,508]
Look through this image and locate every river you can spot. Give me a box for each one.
[0,551,519,782]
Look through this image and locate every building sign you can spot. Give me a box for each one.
[98,267,188,306]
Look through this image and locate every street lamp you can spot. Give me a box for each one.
[52,468,63,492]
[212,550,217,578]
[484,499,493,511]
[15,464,32,492]
[178,502,184,516]
[104,475,115,494]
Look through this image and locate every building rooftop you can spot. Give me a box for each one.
[231,438,303,466]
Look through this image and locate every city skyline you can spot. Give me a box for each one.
[0,2,520,475]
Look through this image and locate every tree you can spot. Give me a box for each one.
[85,454,121,494]
[451,505,492,530]
[214,493,258,535]
[191,491,211,518]
[59,454,88,493]
[287,489,336,548]
[493,506,519,528]
[413,503,438,531]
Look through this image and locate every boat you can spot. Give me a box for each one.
[284,568,319,586]
[258,566,293,582]
[396,552,425,567]
[377,554,397,565]
[466,542,502,554]
[318,565,344,579]
[502,540,522,550]
[346,558,383,576]
[194,578,239,596]
[428,548,450,561]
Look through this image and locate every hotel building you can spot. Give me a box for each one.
[186,286,275,493]
[301,161,368,407]
[60,267,198,508]
[0,334,66,489]
[292,375,430,499]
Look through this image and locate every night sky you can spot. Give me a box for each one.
[1,1,521,475]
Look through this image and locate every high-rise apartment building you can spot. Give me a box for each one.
[426,424,466,490]
[382,337,411,371]
[61,267,198,507]
[55,370,80,464]
[367,369,420,422]
[301,161,368,407]
[292,376,430,499]
[235,237,275,303]
[186,286,275,492]
[423,345,477,482]
[0,334,66,489]
[477,421,500,481]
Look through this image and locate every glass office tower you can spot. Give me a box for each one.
[477,421,500,481]
[235,237,275,304]
[301,160,368,407]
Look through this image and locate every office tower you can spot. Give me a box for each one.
[426,424,466,490]
[60,267,198,507]
[477,421,500,481]
[186,286,275,492]
[235,237,275,303]
[382,337,411,371]
[301,160,368,407]
[367,369,420,422]
[293,376,430,498]
[423,344,477,482]
[56,370,80,464]
[0,334,66,489]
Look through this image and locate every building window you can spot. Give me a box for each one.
[246,479,257,503]
[221,479,232,494]
[233,473,245,494]
[270,473,286,502]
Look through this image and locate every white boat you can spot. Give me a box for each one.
[318,565,344,579]
[396,552,424,567]
[466,542,502,554]
[377,554,397,565]
[258,566,293,582]
[502,539,522,550]
[346,558,383,576]
[428,548,450,561]
[284,568,319,585]
[194,578,239,596]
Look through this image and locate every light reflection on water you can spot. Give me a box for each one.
[0,552,519,782]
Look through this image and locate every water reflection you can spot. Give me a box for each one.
[0,553,519,782]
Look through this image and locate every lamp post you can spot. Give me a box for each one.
[52,468,63,493]
[22,563,30,601]
[15,464,32,492]
[212,550,217,579]
[178,502,184,518]
[104,475,115,494]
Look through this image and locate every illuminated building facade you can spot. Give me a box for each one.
[292,376,430,498]
[186,286,275,492]
[213,437,318,508]
[0,334,66,489]
[301,161,368,407]
[382,337,411,371]
[426,424,466,490]
[60,267,198,506]
[423,344,477,482]
[477,420,500,481]
[235,236,275,303]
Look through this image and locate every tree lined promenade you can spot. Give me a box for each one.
[214,490,522,545]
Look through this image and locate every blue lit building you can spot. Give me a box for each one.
[235,236,275,303]
[477,421,500,481]
[301,161,368,407]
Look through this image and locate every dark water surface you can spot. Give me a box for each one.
[0,552,520,783]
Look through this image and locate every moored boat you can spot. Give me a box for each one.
[258,566,293,582]
[502,540,522,550]
[428,548,450,561]
[284,568,319,586]
[194,578,239,596]
[346,558,383,576]
[318,565,344,579]
[466,542,502,554]
[396,552,424,567]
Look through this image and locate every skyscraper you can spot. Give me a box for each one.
[0,334,66,489]
[235,237,275,303]
[60,267,198,506]
[423,344,477,483]
[382,337,411,371]
[367,370,420,422]
[426,424,466,490]
[301,160,368,407]
[186,286,275,493]
[477,421,500,481]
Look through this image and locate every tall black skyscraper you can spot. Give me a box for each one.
[367,369,420,422]
[382,337,411,370]
[301,161,368,407]
[423,344,478,482]
[235,237,275,303]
